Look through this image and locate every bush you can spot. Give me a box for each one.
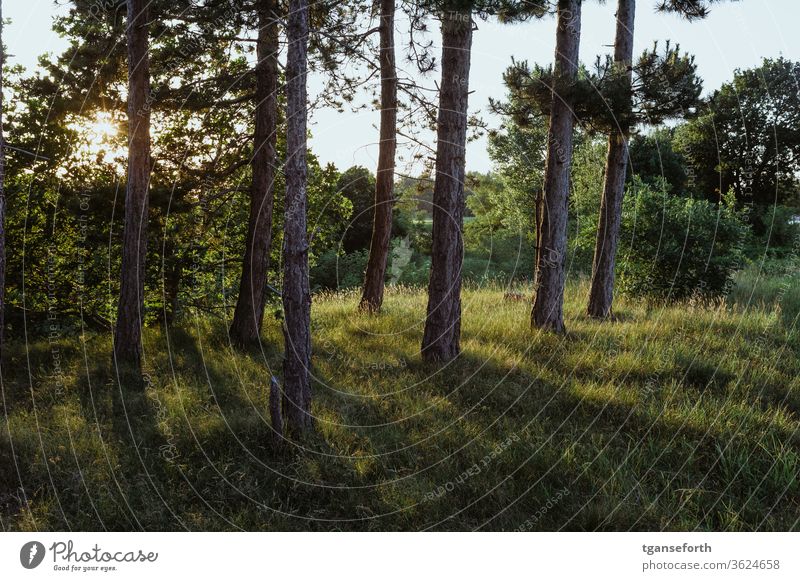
[336,167,376,253]
[393,255,431,287]
[747,205,800,259]
[310,249,369,291]
[618,179,750,300]
[463,228,534,283]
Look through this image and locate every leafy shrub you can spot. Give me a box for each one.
[393,255,431,286]
[618,179,750,300]
[336,166,376,253]
[747,205,800,259]
[463,230,534,283]
[310,249,369,291]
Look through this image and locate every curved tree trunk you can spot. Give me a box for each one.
[531,0,581,334]
[230,0,280,345]
[282,0,312,436]
[114,0,151,368]
[588,0,635,319]
[421,11,473,363]
[359,0,397,313]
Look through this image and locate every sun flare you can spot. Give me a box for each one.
[74,111,125,163]
[88,112,118,143]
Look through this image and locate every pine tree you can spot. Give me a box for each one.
[359,0,398,313]
[421,0,546,360]
[229,0,281,345]
[587,0,634,319]
[113,0,151,369]
[530,0,582,334]
[0,0,5,357]
[498,0,705,330]
[282,0,313,435]
[420,8,474,362]
[587,0,723,319]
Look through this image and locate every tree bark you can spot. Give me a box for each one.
[587,0,635,319]
[282,0,312,436]
[531,0,581,334]
[421,11,473,363]
[0,0,5,357]
[230,0,280,345]
[359,0,397,313]
[114,0,151,368]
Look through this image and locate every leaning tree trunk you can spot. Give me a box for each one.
[230,0,280,345]
[282,0,312,436]
[587,0,635,319]
[531,0,581,334]
[421,11,473,362]
[359,0,397,313]
[0,0,5,357]
[114,0,151,368]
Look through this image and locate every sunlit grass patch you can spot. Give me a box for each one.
[1,282,799,531]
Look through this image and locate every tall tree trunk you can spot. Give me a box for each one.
[359,0,397,313]
[114,0,151,368]
[421,11,473,363]
[531,0,581,334]
[587,0,635,319]
[282,0,312,436]
[230,0,280,345]
[0,0,5,358]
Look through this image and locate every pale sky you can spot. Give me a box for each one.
[6,0,800,173]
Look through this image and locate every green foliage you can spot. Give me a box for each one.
[392,255,432,286]
[629,41,702,126]
[656,0,737,21]
[335,166,376,252]
[464,172,526,238]
[395,174,434,219]
[498,42,701,134]
[674,57,800,208]
[740,205,800,261]
[484,120,546,237]
[4,0,355,335]
[463,231,535,283]
[618,179,750,300]
[310,249,369,291]
[568,137,607,273]
[627,129,689,194]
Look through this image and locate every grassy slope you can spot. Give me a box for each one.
[1,281,799,531]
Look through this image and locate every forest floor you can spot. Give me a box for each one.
[1,280,799,531]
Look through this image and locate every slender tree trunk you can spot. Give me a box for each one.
[359,0,397,313]
[588,0,635,319]
[533,188,543,287]
[114,0,151,368]
[282,0,312,436]
[421,11,473,363]
[531,0,581,334]
[0,0,5,357]
[230,0,280,345]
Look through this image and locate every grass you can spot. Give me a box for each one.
[1,279,799,531]
[727,261,800,329]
